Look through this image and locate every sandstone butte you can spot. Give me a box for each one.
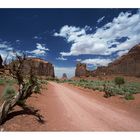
[0,57,55,78]
[75,44,140,77]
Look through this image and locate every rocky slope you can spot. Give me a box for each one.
[75,44,140,77]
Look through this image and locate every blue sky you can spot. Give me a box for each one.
[0,8,140,78]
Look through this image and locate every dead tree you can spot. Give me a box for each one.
[0,54,41,124]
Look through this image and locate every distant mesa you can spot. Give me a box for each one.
[75,44,140,77]
[23,58,55,78]
[0,56,55,78]
[62,73,68,79]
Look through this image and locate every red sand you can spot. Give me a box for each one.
[0,82,140,131]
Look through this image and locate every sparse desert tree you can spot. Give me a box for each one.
[114,77,125,88]
[0,53,42,124]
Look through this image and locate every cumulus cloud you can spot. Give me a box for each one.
[31,49,46,55]
[97,16,105,23]
[117,50,129,57]
[27,43,49,56]
[36,43,49,51]
[81,58,112,67]
[76,58,82,62]
[33,36,42,40]
[54,66,75,78]
[0,43,9,49]
[0,42,20,63]
[54,25,86,43]
[54,10,140,59]
[56,56,67,61]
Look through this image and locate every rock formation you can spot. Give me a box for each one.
[103,44,140,77]
[23,58,55,78]
[62,73,67,79]
[75,62,96,77]
[75,63,87,77]
[75,44,140,77]
[96,45,140,77]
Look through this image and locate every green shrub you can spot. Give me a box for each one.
[0,79,5,85]
[66,79,140,100]
[103,86,116,98]
[124,93,135,100]
[114,77,125,88]
[2,86,16,100]
[6,79,16,86]
[34,85,41,94]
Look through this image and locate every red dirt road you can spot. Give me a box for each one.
[1,81,140,131]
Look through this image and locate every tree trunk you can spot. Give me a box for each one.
[0,84,35,124]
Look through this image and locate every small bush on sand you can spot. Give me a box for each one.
[2,86,16,100]
[34,85,41,94]
[124,93,135,100]
[0,79,5,85]
[114,77,125,88]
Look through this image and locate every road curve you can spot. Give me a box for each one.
[44,82,140,131]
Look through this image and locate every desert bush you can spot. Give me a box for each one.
[0,79,5,85]
[65,79,140,100]
[103,85,116,98]
[40,79,48,84]
[114,77,125,88]
[124,93,135,100]
[0,54,42,124]
[2,86,16,100]
[34,86,40,94]
[5,79,16,86]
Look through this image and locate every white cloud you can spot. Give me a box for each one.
[0,43,9,49]
[117,50,129,57]
[54,66,75,78]
[0,42,16,62]
[27,43,49,56]
[33,36,42,40]
[56,56,67,61]
[54,10,140,59]
[76,58,81,62]
[97,16,105,23]
[31,49,46,55]
[54,25,86,43]
[36,43,49,51]
[81,58,112,67]
[16,40,20,43]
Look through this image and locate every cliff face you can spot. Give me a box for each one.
[99,44,140,77]
[75,44,140,77]
[23,58,55,77]
[0,57,55,77]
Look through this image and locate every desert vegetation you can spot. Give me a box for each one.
[59,77,140,100]
[0,54,42,124]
